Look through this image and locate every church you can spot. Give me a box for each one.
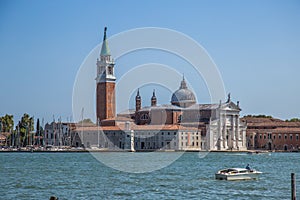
[74,27,247,151]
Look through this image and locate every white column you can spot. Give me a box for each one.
[219,110,223,140]
[130,130,135,152]
[223,114,227,149]
[232,115,236,149]
[235,115,239,149]
[242,129,246,148]
[232,115,236,141]
[237,116,240,140]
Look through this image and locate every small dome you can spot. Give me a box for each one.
[171,77,196,108]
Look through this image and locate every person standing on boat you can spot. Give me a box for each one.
[246,164,251,170]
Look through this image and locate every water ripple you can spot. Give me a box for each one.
[0,152,299,199]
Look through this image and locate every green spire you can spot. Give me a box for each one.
[100,27,111,56]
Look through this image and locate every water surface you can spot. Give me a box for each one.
[1,152,299,199]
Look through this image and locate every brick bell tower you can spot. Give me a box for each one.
[96,27,116,123]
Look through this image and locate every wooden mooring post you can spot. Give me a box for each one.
[292,173,296,200]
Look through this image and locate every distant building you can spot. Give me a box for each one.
[44,121,76,146]
[69,27,248,151]
[0,132,8,146]
[243,117,300,151]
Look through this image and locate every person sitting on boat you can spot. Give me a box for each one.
[246,164,251,170]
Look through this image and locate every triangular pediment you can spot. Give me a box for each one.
[222,101,241,111]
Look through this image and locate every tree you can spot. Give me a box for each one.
[0,114,14,133]
[35,118,44,146]
[244,114,273,118]
[19,113,34,146]
[286,118,300,122]
[78,118,94,124]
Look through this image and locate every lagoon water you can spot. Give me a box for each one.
[1,152,299,200]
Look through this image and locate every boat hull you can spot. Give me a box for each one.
[215,173,261,180]
[215,168,262,181]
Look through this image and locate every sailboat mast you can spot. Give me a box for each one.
[97,118,99,148]
[42,118,44,147]
[81,108,84,148]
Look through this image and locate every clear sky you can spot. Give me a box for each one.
[0,0,299,124]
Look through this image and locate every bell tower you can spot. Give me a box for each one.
[135,89,141,112]
[96,27,116,122]
[151,89,157,106]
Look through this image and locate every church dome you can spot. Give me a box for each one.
[171,77,196,108]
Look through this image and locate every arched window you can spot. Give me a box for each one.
[178,115,182,123]
[140,114,149,120]
[107,66,113,75]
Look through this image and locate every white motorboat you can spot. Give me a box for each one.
[215,168,262,180]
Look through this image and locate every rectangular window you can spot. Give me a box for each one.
[290,135,293,140]
[279,134,281,139]
[296,135,299,140]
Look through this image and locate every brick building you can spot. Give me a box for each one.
[72,27,247,151]
[243,116,300,151]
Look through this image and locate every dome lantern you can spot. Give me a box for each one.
[171,76,196,108]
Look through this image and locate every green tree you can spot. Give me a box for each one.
[0,114,14,133]
[286,118,300,122]
[244,114,272,118]
[78,118,94,124]
[35,118,44,146]
[19,113,34,146]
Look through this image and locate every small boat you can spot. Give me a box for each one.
[247,150,270,155]
[215,168,262,180]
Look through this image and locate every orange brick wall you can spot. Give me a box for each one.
[96,82,116,121]
[247,131,300,150]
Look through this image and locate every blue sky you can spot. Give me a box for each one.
[0,0,299,124]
